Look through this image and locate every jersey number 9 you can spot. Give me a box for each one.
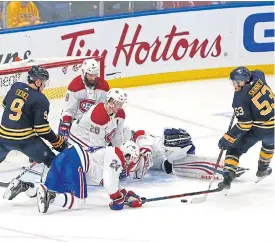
[252,85,275,116]
[9,98,24,121]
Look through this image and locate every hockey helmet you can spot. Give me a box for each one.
[27,65,49,85]
[120,140,140,172]
[230,66,251,83]
[106,88,127,105]
[81,59,99,88]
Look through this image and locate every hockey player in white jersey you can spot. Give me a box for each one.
[68,88,127,149]
[122,128,248,180]
[59,58,109,140]
[4,141,143,212]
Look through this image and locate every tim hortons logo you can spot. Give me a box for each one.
[79,99,95,113]
[61,23,222,67]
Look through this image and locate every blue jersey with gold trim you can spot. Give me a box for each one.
[232,70,274,132]
[0,82,57,142]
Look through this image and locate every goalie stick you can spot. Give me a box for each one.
[191,114,236,204]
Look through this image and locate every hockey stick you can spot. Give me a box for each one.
[191,114,235,204]
[0,162,37,188]
[125,186,223,206]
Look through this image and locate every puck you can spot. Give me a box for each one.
[181,199,188,203]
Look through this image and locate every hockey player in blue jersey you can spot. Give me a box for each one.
[218,67,274,191]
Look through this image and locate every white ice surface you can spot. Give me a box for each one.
[0,77,274,242]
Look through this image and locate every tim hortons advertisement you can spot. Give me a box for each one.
[0,5,273,81]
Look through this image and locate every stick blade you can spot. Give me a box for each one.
[191,195,208,204]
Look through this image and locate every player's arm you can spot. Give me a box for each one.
[104,147,142,210]
[97,81,110,103]
[219,100,253,149]
[34,99,67,152]
[59,90,79,138]
[111,110,126,146]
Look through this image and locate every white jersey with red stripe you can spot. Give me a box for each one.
[69,102,126,148]
[131,130,224,180]
[74,145,125,197]
[61,75,109,123]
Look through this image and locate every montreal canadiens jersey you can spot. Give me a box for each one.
[69,102,126,148]
[61,75,109,123]
[74,145,125,198]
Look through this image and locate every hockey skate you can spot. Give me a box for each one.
[37,185,56,213]
[218,170,235,195]
[255,167,272,183]
[3,179,34,200]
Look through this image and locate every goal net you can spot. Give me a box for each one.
[0,56,104,172]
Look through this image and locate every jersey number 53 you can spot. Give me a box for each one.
[252,85,275,116]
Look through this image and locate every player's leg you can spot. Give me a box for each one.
[256,130,274,179]
[37,147,87,213]
[0,143,10,163]
[219,130,260,189]
[20,137,56,168]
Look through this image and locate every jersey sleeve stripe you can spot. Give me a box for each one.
[34,126,51,134]
[34,124,50,128]
[0,125,32,132]
[0,127,34,136]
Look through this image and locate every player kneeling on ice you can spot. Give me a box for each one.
[120,128,248,180]
[4,141,143,212]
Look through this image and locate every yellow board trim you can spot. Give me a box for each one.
[0,64,273,102]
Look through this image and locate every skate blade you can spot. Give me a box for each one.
[255,176,268,183]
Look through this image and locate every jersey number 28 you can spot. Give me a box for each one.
[252,85,275,116]
[9,98,24,121]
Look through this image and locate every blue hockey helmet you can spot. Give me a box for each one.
[28,65,49,83]
[229,66,251,83]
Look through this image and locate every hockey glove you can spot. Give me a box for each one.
[58,122,71,140]
[109,189,142,210]
[125,190,142,208]
[51,135,68,152]
[109,189,127,210]
[218,132,237,150]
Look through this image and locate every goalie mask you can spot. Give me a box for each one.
[81,59,99,88]
[120,141,140,174]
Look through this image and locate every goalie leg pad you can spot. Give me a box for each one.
[173,155,223,180]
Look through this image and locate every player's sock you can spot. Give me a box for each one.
[223,155,239,174]
[52,193,84,209]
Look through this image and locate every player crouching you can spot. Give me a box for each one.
[21,141,141,213]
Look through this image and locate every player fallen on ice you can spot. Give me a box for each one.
[4,141,143,212]
[218,67,274,192]
[59,58,109,141]
[0,66,68,192]
[119,128,248,180]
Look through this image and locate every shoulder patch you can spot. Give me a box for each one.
[96,79,110,92]
[90,103,110,125]
[115,109,126,119]
[114,147,126,168]
[68,75,85,92]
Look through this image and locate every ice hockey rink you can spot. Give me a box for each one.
[0,77,274,242]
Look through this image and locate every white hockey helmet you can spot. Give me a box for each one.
[81,59,99,78]
[106,88,128,104]
[120,140,140,172]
